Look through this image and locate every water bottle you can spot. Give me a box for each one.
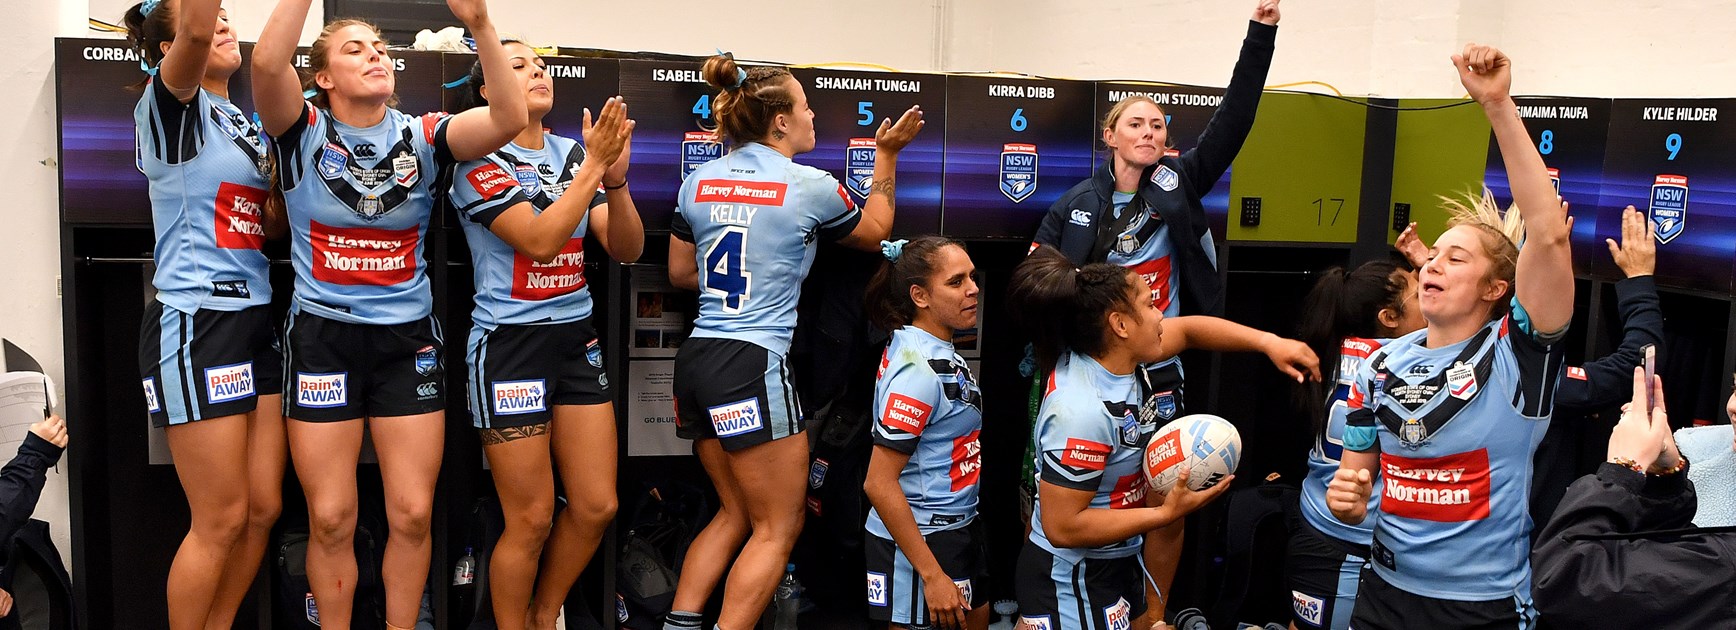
[1172,608,1211,630]
[772,564,800,629]
[452,546,476,586]
[987,600,1019,630]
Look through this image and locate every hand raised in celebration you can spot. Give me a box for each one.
[581,97,634,176]
[874,105,926,153]
[1452,43,1513,106]
[1607,206,1656,278]
[1252,0,1280,26]
[1395,222,1429,269]
[445,0,493,29]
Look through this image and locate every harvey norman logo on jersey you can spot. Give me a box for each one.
[882,393,932,435]
[694,179,789,205]
[214,182,268,250]
[1381,448,1492,522]
[951,430,982,491]
[310,220,418,286]
[513,239,587,301]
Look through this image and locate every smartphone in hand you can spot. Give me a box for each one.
[1643,344,1657,410]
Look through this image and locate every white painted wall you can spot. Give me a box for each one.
[16,0,1735,583]
[943,0,1736,97]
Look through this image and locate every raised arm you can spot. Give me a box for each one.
[1459,44,1573,334]
[1178,0,1279,193]
[1158,315,1320,382]
[481,99,628,262]
[251,0,315,136]
[586,100,644,262]
[155,0,225,101]
[836,106,924,251]
[439,0,527,162]
[1557,208,1663,414]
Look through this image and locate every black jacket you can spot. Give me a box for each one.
[1531,275,1664,528]
[1555,275,1664,414]
[0,434,60,549]
[1032,21,1276,317]
[1533,463,1736,627]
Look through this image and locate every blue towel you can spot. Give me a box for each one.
[1674,425,1736,527]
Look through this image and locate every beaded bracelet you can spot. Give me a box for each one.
[1648,456,1688,477]
[1608,457,1645,474]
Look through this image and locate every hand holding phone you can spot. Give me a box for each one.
[1643,344,1658,410]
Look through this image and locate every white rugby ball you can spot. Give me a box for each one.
[1143,414,1241,494]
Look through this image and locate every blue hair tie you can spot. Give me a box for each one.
[140,0,162,16]
[140,59,159,76]
[880,239,908,262]
[442,75,471,89]
[302,89,318,100]
[715,47,747,91]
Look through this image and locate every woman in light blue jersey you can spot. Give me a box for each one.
[1285,258,1422,630]
[446,42,640,630]
[252,0,525,627]
[861,236,988,630]
[1327,44,1576,630]
[1006,246,1243,630]
[125,0,286,626]
[660,53,924,630]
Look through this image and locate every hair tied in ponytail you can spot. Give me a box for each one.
[880,239,908,262]
[714,48,747,90]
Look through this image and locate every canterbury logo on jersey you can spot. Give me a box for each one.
[1370,326,1497,448]
[214,182,268,250]
[950,430,982,491]
[1380,449,1492,522]
[316,120,421,222]
[693,179,789,205]
[310,220,418,286]
[512,239,587,300]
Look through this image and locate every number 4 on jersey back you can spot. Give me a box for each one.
[704,227,752,312]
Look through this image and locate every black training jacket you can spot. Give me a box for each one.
[1031,21,1276,318]
[1533,463,1736,627]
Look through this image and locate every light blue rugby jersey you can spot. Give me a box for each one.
[449,133,606,328]
[1030,352,1152,563]
[866,326,984,538]
[135,80,273,311]
[671,142,861,356]
[1300,337,1387,547]
[1343,316,1564,601]
[270,103,453,325]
